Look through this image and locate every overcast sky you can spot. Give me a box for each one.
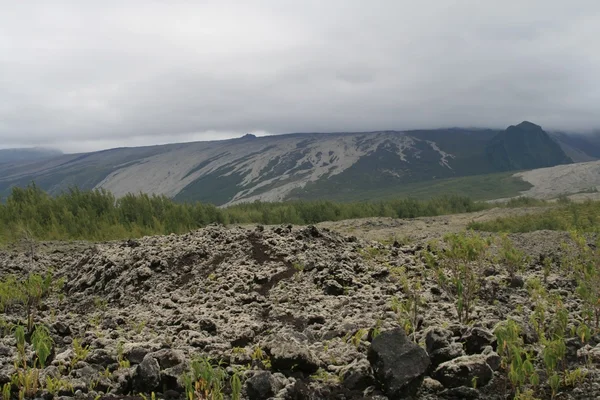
[1,1,599,153]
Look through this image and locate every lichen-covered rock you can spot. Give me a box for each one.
[368,328,430,398]
[433,354,493,389]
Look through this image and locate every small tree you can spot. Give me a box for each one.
[437,232,488,324]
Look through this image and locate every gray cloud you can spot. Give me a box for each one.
[1,0,599,152]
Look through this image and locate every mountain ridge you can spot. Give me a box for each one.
[0,122,584,204]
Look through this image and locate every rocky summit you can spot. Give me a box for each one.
[1,224,599,399]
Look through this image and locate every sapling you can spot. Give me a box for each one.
[437,232,488,324]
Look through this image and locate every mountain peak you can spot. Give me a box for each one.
[486,122,572,171]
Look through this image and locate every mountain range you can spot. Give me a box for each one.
[0,121,591,205]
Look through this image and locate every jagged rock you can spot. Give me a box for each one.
[124,345,151,365]
[433,354,493,389]
[52,321,71,336]
[133,355,161,392]
[368,328,430,398]
[482,346,501,371]
[199,318,217,334]
[509,275,524,288]
[246,371,283,400]
[112,367,134,394]
[566,337,585,362]
[462,327,496,355]
[421,377,444,392]
[426,327,453,354]
[429,342,464,371]
[340,358,375,390]
[440,386,480,399]
[324,279,344,295]
[86,348,116,367]
[268,339,320,374]
[146,348,185,369]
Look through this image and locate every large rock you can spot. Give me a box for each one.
[340,358,375,391]
[245,371,284,400]
[133,355,161,392]
[433,354,493,389]
[429,342,464,371]
[368,328,430,398]
[268,339,320,374]
[461,327,495,355]
[426,327,453,354]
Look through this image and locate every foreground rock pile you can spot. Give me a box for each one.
[0,225,598,399]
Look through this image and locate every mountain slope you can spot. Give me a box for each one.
[486,121,572,171]
[0,147,62,163]
[0,123,583,205]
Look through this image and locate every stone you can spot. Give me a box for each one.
[440,386,480,399]
[324,280,345,295]
[133,355,161,392]
[433,354,493,389]
[368,328,430,398]
[461,327,496,355]
[482,346,501,371]
[268,342,320,374]
[429,342,464,371]
[340,358,375,391]
[146,348,185,369]
[426,327,453,354]
[245,371,283,400]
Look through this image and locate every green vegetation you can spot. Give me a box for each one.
[435,232,489,324]
[182,357,243,400]
[0,184,502,244]
[295,171,532,202]
[469,198,600,233]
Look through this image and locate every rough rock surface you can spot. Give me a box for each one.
[1,223,599,399]
[368,328,430,398]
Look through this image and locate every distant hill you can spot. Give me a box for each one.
[0,147,63,164]
[486,121,572,171]
[0,122,591,205]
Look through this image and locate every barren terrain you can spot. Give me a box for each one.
[1,208,599,400]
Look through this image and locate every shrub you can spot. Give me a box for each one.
[436,232,488,324]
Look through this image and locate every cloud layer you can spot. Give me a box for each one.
[1,1,599,152]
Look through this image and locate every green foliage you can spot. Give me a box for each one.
[44,375,73,397]
[1,383,10,400]
[495,319,539,394]
[436,232,488,324]
[390,267,424,340]
[0,272,63,332]
[182,357,227,400]
[31,325,53,368]
[497,234,527,279]
[0,184,537,244]
[469,199,600,233]
[71,338,90,368]
[116,341,130,369]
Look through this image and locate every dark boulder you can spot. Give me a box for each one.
[246,371,283,400]
[368,328,430,398]
[461,327,496,355]
[133,355,161,392]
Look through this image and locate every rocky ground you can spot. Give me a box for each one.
[0,217,599,400]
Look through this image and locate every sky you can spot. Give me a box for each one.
[1,1,599,153]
